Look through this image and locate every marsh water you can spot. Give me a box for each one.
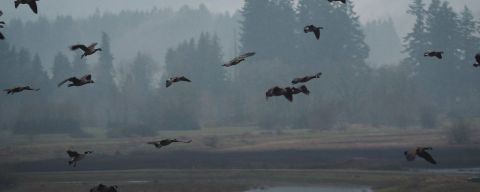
[245,186,372,192]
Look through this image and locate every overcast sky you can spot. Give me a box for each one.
[0,0,479,37]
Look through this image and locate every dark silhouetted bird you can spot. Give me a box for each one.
[4,86,39,94]
[222,52,256,67]
[58,74,94,87]
[473,53,480,67]
[292,72,322,84]
[328,0,346,4]
[424,51,444,59]
[304,25,323,40]
[266,85,310,102]
[67,150,93,167]
[147,139,192,148]
[166,76,191,88]
[71,43,102,59]
[0,13,4,40]
[14,0,39,14]
[404,147,437,165]
[90,184,118,192]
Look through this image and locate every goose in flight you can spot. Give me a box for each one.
[58,74,94,87]
[424,51,444,59]
[166,76,191,88]
[147,139,192,148]
[404,147,437,165]
[67,150,93,167]
[304,25,323,40]
[292,72,322,84]
[222,52,256,67]
[328,0,346,4]
[90,184,118,192]
[4,86,39,94]
[0,12,4,40]
[474,53,480,67]
[71,43,102,59]
[14,0,39,14]
[266,85,310,102]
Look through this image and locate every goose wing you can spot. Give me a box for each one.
[71,44,88,52]
[80,74,92,81]
[417,150,437,164]
[238,52,256,60]
[58,77,79,87]
[313,28,320,40]
[178,76,191,82]
[28,1,38,14]
[0,32,4,40]
[67,150,80,157]
[475,53,480,63]
[283,93,293,102]
[87,43,98,50]
[166,80,172,88]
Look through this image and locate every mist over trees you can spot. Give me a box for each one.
[0,0,480,137]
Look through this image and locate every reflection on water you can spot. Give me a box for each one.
[245,186,373,192]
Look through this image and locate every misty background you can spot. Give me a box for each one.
[0,0,479,142]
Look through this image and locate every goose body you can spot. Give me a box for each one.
[404,147,437,165]
[14,0,39,14]
[71,43,102,59]
[304,25,323,40]
[147,139,192,148]
[223,52,256,67]
[58,74,94,87]
[67,150,93,167]
[166,76,191,88]
[474,53,480,67]
[266,85,310,102]
[4,86,39,94]
[292,72,322,84]
[328,0,346,4]
[90,184,118,192]
[424,51,444,59]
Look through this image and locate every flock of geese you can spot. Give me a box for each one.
[4,0,480,191]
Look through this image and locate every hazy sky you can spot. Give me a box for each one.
[0,0,479,37]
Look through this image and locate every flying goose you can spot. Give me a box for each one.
[90,184,118,192]
[304,25,323,40]
[328,0,346,4]
[292,72,322,84]
[266,85,310,102]
[58,74,94,87]
[404,147,437,165]
[474,53,480,67]
[67,150,93,167]
[147,139,192,149]
[166,76,191,88]
[222,52,256,67]
[4,86,39,94]
[0,12,4,40]
[14,0,39,14]
[424,51,444,59]
[70,43,102,59]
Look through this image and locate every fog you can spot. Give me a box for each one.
[1,0,480,191]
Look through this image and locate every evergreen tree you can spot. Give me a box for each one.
[403,0,427,66]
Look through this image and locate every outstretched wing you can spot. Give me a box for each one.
[81,74,92,81]
[476,53,480,63]
[66,150,80,157]
[313,28,320,40]
[0,32,4,40]
[178,76,191,82]
[417,150,437,164]
[58,77,77,87]
[238,52,256,60]
[87,43,98,50]
[283,93,293,102]
[70,44,88,51]
[28,1,38,14]
[166,80,172,88]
